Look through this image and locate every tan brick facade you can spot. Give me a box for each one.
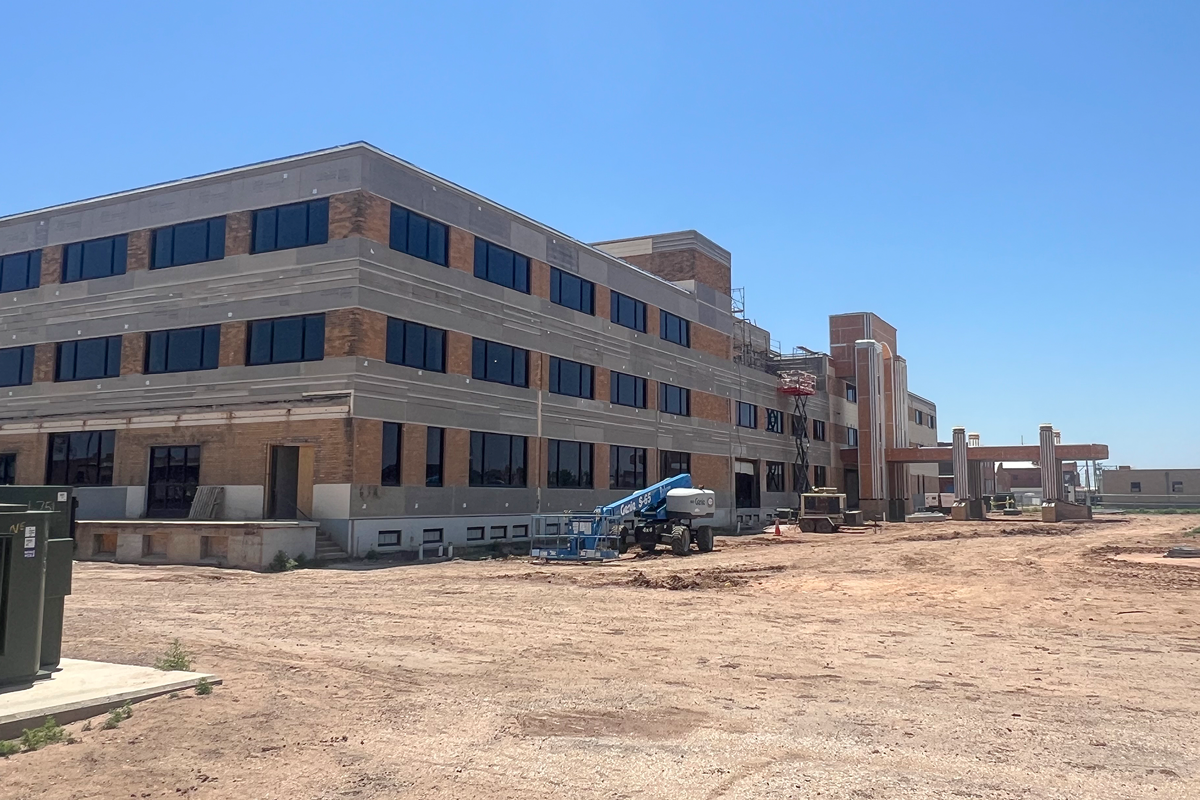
[225,211,253,256]
[531,259,551,299]
[622,249,732,296]
[218,321,247,368]
[120,333,144,375]
[594,367,610,403]
[692,324,731,360]
[448,228,473,273]
[126,230,152,272]
[692,390,730,424]
[325,308,387,360]
[595,284,611,321]
[329,190,390,245]
[401,423,428,486]
[444,428,470,485]
[691,452,731,494]
[0,434,47,485]
[33,343,56,383]
[446,331,472,376]
[40,246,61,286]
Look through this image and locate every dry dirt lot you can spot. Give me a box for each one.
[4,515,1200,799]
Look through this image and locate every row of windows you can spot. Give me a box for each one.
[10,432,821,498]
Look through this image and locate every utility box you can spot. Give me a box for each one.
[0,487,75,687]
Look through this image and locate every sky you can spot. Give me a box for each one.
[1,1,1196,468]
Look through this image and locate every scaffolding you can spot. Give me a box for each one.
[778,369,817,504]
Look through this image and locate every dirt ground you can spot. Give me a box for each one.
[4,514,1200,799]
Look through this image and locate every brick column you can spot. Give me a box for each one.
[33,343,56,382]
[329,191,389,244]
[446,331,472,376]
[531,259,551,299]
[127,230,152,272]
[225,211,253,256]
[448,228,474,273]
[594,443,610,490]
[120,333,145,375]
[445,428,470,486]
[219,321,247,367]
[40,246,62,286]
[401,423,428,486]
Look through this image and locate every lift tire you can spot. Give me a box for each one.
[640,540,658,553]
[798,519,816,533]
[815,517,835,534]
[616,526,630,555]
[670,525,691,556]
[695,526,715,553]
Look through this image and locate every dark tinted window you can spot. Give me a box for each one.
[847,427,859,446]
[473,239,530,293]
[659,384,690,416]
[766,409,783,433]
[610,445,646,490]
[845,383,857,402]
[0,250,41,293]
[736,402,757,429]
[145,325,221,374]
[146,445,201,518]
[0,345,35,387]
[252,199,329,254]
[63,235,127,282]
[46,430,115,486]
[661,450,690,479]
[811,419,826,441]
[550,268,594,314]
[246,314,325,365]
[610,291,646,332]
[472,339,528,387]
[152,217,226,269]
[469,432,526,487]
[56,336,122,381]
[426,427,444,487]
[660,310,690,347]
[610,372,646,408]
[381,422,401,485]
[814,465,827,488]
[548,356,593,398]
[389,205,448,266]
[385,318,445,372]
[0,453,14,485]
[548,440,593,488]
[766,461,785,492]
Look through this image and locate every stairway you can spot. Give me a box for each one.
[314,531,350,563]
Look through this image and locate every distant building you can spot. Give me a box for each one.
[1099,467,1200,508]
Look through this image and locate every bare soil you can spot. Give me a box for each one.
[4,515,1200,799]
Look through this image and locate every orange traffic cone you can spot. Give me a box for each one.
[774,521,782,537]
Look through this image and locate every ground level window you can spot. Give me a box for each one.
[467,526,485,541]
[378,530,401,547]
[814,465,827,488]
[490,526,508,539]
[610,446,646,490]
[422,528,443,544]
[766,461,785,493]
[46,431,116,486]
[147,445,201,518]
[0,453,15,485]
[660,450,690,480]
[512,524,528,538]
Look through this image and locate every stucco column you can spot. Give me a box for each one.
[1039,424,1060,501]
[952,427,969,501]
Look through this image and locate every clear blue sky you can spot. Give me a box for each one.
[2,1,1196,468]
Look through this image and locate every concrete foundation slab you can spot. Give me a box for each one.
[0,658,220,739]
[905,512,947,523]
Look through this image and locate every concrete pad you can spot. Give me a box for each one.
[906,512,946,523]
[0,658,219,739]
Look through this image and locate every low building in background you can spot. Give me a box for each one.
[1099,467,1200,508]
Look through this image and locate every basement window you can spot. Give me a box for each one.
[422,529,444,544]
[512,524,528,538]
[467,527,485,541]
[490,526,508,540]
[377,531,401,548]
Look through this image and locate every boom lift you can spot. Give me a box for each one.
[531,474,717,561]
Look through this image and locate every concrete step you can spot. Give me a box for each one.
[314,533,350,562]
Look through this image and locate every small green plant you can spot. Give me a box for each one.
[81,719,93,732]
[19,717,65,751]
[267,549,299,572]
[293,552,308,568]
[154,639,193,671]
[365,549,379,561]
[101,702,133,731]
[0,739,20,758]
[194,678,213,696]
